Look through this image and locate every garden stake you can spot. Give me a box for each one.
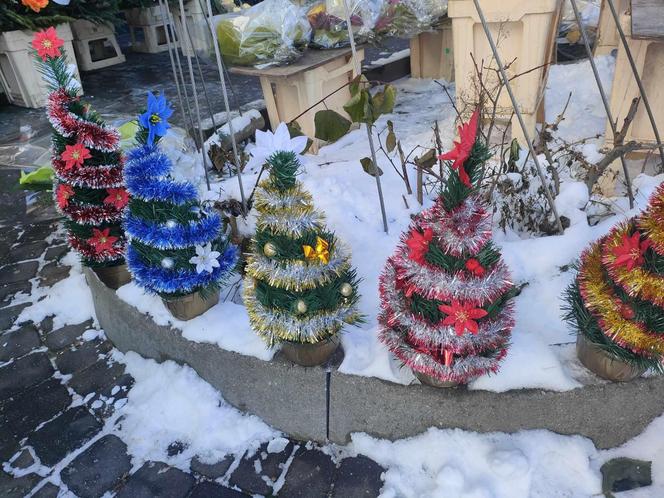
[158,0,185,120]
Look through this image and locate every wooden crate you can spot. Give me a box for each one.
[448,0,562,146]
[230,48,364,154]
[410,18,454,81]
[0,24,82,108]
[71,20,126,71]
[594,0,627,56]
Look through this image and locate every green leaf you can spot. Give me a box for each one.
[343,89,370,124]
[314,110,351,142]
[386,131,397,153]
[360,157,383,177]
[414,149,437,171]
[373,84,397,118]
[119,120,139,141]
[348,74,367,96]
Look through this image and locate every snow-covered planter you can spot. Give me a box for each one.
[0,23,81,108]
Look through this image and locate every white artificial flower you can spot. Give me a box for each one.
[189,243,221,274]
[246,122,308,170]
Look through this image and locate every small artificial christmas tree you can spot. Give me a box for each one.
[124,92,238,319]
[243,133,362,357]
[378,110,516,386]
[564,182,664,378]
[35,27,128,274]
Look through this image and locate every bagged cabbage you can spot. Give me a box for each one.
[374,0,447,39]
[216,0,311,68]
[306,0,382,49]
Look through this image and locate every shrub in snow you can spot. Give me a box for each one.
[564,182,664,374]
[378,110,517,385]
[35,27,127,267]
[123,93,238,301]
[243,147,362,347]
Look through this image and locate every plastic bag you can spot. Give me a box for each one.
[306,0,382,49]
[374,0,447,39]
[215,0,311,68]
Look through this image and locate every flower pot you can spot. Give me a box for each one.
[163,290,219,321]
[414,370,462,388]
[93,263,131,290]
[0,23,82,108]
[576,334,646,382]
[280,335,340,367]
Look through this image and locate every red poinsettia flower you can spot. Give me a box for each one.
[55,183,74,209]
[103,188,129,210]
[438,109,480,188]
[61,143,92,170]
[465,258,485,277]
[405,227,433,264]
[88,228,118,254]
[439,299,488,336]
[32,27,64,60]
[611,232,651,271]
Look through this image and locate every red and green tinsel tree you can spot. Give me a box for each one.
[34,27,127,267]
[378,110,516,385]
[564,182,664,372]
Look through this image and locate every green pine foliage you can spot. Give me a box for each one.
[1,0,121,32]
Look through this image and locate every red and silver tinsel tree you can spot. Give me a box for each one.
[378,110,516,385]
[34,27,127,266]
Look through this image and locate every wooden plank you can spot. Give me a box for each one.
[229,47,357,78]
[631,0,664,39]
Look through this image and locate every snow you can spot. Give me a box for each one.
[113,351,278,470]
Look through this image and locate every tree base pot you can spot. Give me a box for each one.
[576,334,646,382]
[163,290,220,321]
[414,370,462,388]
[280,335,340,367]
[93,263,131,290]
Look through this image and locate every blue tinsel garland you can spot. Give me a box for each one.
[124,211,222,250]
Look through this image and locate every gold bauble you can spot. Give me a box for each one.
[263,242,277,257]
[296,300,308,314]
[340,283,353,297]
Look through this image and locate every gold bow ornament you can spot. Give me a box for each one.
[303,236,330,265]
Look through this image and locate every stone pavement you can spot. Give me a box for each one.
[0,176,385,497]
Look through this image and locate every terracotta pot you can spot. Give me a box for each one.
[280,335,340,367]
[576,334,645,382]
[93,263,132,290]
[163,290,219,321]
[414,370,462,388]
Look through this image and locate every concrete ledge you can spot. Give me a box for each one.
[86,269,664,449]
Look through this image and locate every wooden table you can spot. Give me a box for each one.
[230,47,364,153]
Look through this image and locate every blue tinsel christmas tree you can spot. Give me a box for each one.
[124,93,238,297]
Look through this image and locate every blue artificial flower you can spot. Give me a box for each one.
[139,92,173,146]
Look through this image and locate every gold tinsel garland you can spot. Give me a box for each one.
[639,184,664,256]
[602,224,664,308]
[579,236,664,357]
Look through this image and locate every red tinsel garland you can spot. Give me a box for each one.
[53,157,124,189]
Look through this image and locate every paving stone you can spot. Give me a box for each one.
[115,462,195,498]
[602,457,652,495]
[189,481,249,498]
[43,245,68,262]
[0,302,30,331]
[0,261,39,286]
[55,339,113,375]
[0,352,54,400]
[11,448,35,470]
[86,373,134,420]
[0,378,71,440]
[17,222,57,245]
[38,316,53,334]
[31,482,60,498]
[0,469,41,498]
[278,448,336,498]
[229,441,294,496]
[190,454,234,479]
[27,406,102,467]
[61,435,131,498]
[45,321,93,351]
[67,359,125,397]
[6,241,47,264]
[37,262,70,287]
[0,323,40,361]
[331,456,385,498]
[0,282,31,308]
[0,427,20,462]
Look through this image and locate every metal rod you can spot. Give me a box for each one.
[605,0,664,170]
[158,0,185,117]
[569,0,633,208]
[471,0,564,234]
[178,0,211,190]
[342,0,388,233]
[204,0,248,214]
